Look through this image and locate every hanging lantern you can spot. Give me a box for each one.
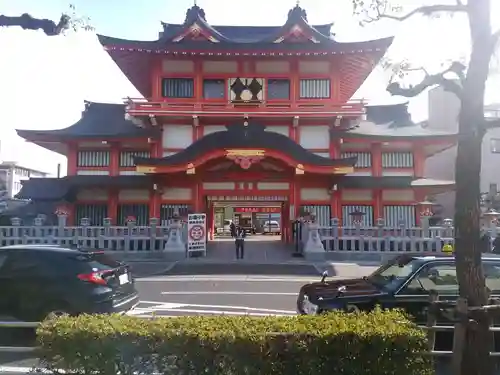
[349,210,365,225]
[125,215,136,223]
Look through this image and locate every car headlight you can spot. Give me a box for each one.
[302,295,318,315]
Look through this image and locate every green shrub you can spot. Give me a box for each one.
[37,308,432,375]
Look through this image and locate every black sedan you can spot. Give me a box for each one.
[297,253,500,319]
[0,245,139,322]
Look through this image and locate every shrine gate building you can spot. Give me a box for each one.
[16,3,457,239]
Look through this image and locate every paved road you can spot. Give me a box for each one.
[0,269,376,372]
[130,275,310,317]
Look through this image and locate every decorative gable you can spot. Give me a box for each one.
[273,24,320,43]
[172,23,221,43]
[268,4,330,44]
[167,5,224,43]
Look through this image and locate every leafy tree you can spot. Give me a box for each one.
[352,1,500,374]
[0,4,92,35]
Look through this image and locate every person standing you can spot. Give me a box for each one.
[230,221,236,238]
[235,226,246,259]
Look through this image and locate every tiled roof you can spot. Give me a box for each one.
[16,102,159,141]
[135,121,357,168]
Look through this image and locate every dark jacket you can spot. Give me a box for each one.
[493,236,500,253]
[230,222,236,237]
[235,228,246,240]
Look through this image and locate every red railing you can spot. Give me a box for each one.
[124,98,366,117]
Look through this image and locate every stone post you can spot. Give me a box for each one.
[57,214,68,228]
[163,216,186,260]
[34,217,43,239]
[149,217,159,250]
[420,215,430,237]
[10,217,21,244]
[376,218,388,252]
[10,217,21,226]
[102,218,112,248]
[303,221,325,261]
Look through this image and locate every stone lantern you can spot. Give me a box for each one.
[483,209,500,236]
[418,200,434,236]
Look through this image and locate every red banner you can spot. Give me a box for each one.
[235,207,281,213]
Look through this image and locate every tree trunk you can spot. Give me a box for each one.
[453,118,493,375]
[453,1,496,374]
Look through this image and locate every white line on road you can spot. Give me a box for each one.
[137,276,319,282]
[147,308,294,316]
[161,291,298,296]
[151,303,296,315]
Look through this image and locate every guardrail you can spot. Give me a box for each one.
[0,321,38,353]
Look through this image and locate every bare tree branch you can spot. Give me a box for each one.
[355,2,468,24]
[0,13,70,36]
[378,4,467,21]
[386,62,466,98]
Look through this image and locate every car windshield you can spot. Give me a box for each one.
[365,256,421,292]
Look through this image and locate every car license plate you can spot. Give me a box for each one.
[119,273,129,285]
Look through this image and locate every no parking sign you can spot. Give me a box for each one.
[187,213,207,254]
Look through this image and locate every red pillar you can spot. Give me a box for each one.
[109,189,118,224]
[371,142,382,220]
[413,142,424,178]
[109,143,119,176]
[67,142,77,175]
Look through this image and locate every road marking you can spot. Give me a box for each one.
[147,308,293,316]
[137,276,319,282]
[161,291,298,296]
[151,303,296,315]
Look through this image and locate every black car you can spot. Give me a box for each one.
[0,245,139,321]
[297,253,500,319]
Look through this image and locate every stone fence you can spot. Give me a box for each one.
[297,217,499,262]
[1,216,498,262]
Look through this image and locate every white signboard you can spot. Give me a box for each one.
[187,213,207,255]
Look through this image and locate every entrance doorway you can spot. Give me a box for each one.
[212,202,283,238]
[203,196,293,261]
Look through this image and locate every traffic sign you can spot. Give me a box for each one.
[187,213,207,255]
[189,224,205,241]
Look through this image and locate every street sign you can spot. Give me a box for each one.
[235,207,281,213]
[187,213,207,255]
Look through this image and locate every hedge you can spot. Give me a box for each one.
[37,308,433,375]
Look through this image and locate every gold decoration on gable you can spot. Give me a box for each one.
[225,149,265,157]
[333,166,354,174]
[186,163,196,175]
[295,164,305,175]
[136,166,157,174]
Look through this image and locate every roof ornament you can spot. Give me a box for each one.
[184,4,206,25]
[288,0,308,22]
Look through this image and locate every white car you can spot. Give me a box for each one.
[262,220,280,235]
[222,219,233,234]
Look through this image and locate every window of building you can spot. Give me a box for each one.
[203,79,225,99]
[381,151,414,168]
[161,78,194,98]
[299,79,331,99]
[77,150,110,167]
[491,138,500,153]
[119,150,151,167]
[267,79,290,100]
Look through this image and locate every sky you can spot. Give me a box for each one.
[0,0,499,176]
